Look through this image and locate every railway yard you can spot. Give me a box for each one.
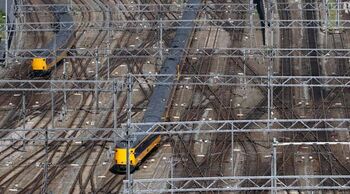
[0,0,350,193]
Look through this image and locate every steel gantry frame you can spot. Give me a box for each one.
[1,0,350,193]
[124,141,350,193]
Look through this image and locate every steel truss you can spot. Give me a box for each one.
[124,175,350,193]
[0,127,123,142]
[14,3,343,14]
[4,19,350,32]
[127,74,350,87]
[1,118,349,142]
[124,140,350,193]
[0,79,120,92]
[6,1,348,32]
[4,48,350,60]
[0,75,349,92]
[16,3,256,13]
[129,118,350,136]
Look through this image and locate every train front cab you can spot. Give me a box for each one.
[31,58,51,76]
[113,134,161,173]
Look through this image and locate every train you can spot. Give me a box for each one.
[113,127,161,172]
[110,0,201,173]
[30,5,73,77]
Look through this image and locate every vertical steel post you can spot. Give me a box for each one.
[94,50,99,125]
[231,130,234,175]
[271,138,277,194]
[266,0,274,138]
[41,126,49,194]
[126,74,133,194]
[243,50,247,87]
[107,9,111,80]
[4,0,8,67]
[21,92,26,132]
[51,83,55,129]
[160,7,163,64]
[22,92,26,150]
[336,0,340,28]
[170,151,174,194]
[137,0,141,34]
[107,49,110,80]
[48,84,55,192]
[269,0,274,124]
[16,0,23,53]
[323,0,328,48]
[113,80,118,146]
[63,60,67,119]
[249,0,254,49]
[53,34,57,76]
[41,86,55,194]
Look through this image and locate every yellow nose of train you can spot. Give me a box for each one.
[31,58,48,71]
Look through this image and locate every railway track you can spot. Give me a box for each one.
[0,0,185,192]
[169,23,225,186]
[172,1,270,190]
[0,0,51,132]
[0,0,120,192]
[277,0,297,179]
[168,3,265,190]
[2,1,350,193]
[272,1,350,191]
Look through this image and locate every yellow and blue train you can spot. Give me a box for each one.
[31,5,73,77]
[113,127,161,172]
[31,57,64,76]
[111,0,201,174]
